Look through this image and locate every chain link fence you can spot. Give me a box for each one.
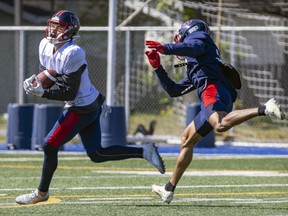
[0,26,287,143]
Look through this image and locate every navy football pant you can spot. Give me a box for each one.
[38,107,143,192]
[194,81,234,137]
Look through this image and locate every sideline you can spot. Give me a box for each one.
[1,141,288,156]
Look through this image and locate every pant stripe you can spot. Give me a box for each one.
[46,111,81,148]
[202,83,218,107]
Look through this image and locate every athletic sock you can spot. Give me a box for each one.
[258,105,266,116]
[165,181,176,192]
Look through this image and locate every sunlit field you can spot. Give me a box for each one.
[0,151,287,216]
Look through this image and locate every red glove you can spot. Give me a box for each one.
[145,50,161,69]
[145,40,165,54]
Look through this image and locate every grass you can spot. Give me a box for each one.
[0,152,287,215]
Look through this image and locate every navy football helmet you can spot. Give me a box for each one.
[46,10,80,44]
[174,19,210,43]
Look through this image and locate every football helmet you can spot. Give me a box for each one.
[174,19,210,43]
[46,10,80,44]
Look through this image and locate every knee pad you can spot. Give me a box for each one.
[194,106,214,137]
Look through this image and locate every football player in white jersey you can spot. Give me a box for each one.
[16,10,165,205]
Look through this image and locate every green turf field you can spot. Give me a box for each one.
[0,152,287,216]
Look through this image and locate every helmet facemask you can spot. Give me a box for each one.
[46,21,67,44]
[45,10,80,45]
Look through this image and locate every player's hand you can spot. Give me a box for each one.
[145,50,161,69]
[23,74,36,93]
[24,76,44,97]
[145,40,165,54]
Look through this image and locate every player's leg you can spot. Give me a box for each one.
[209,108,258,133]
[210,98,285,133]
[170,121,202,186]
[16,110,85,205]
[152,112,209,203]
[80,108,165,174]
[152,81,228,204]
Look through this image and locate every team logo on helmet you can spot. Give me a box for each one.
[174,19,210,44]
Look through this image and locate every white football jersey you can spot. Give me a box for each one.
[39,38,99,107]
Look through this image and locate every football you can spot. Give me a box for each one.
[33,70,58,89]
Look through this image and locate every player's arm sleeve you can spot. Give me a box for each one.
[154,65,195,97]
[42,64,87,101]
[39,64,46,72]
[164,39,207,57]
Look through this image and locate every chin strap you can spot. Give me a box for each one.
[47,35,80,45]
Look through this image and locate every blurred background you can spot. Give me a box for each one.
[0,0,287,145]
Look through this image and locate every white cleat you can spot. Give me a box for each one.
[143,143,165,174]
[15,190,49,205]
[264,98,285,120]
[152,184,174,204]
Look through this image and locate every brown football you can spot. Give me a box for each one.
[33,70,58,89]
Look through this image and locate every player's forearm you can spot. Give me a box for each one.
[42,72,82,101]
[42,85,77,101]
[155,65,190,97]
[42,65,86,101]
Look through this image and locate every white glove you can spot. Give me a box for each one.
[23,74,36,93]
[23,75,44,97]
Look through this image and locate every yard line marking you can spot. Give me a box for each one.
[0,164,159,172]
[174,191,288,196]
[59,200,153,205]
[91,170,288,177]
[67,184,288,190]
[69,186,149,190]
[0,157,87,162]
[234,199,288,204]
[8,191,288,199]
[2,192,288,208]
[0,188,58,192]
[0,184,287,192]
[192,154,288,159]
[175,198,260,202]
[0,175,148,180]
[4,197,288,207]
[0,197,61,209]
[170,197,288,204]
[79,197,152,201]
[1,164,288,177]
[3,191,288,201]
[1,155,287,162]
[3,164,286,177]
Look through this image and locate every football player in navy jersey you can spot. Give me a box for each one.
[16,10,165,205]
[145,19,285,204]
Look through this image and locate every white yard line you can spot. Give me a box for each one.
[68,184,288,190]
[1,154,287,162]
[0,157,87,162]
[0,175,149,180]
[233,200,288,204]
[79,197,153,201]
[90,170,288,177]
[0,188,58,191]
[1,183,287,192]
[1,197,287,207]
